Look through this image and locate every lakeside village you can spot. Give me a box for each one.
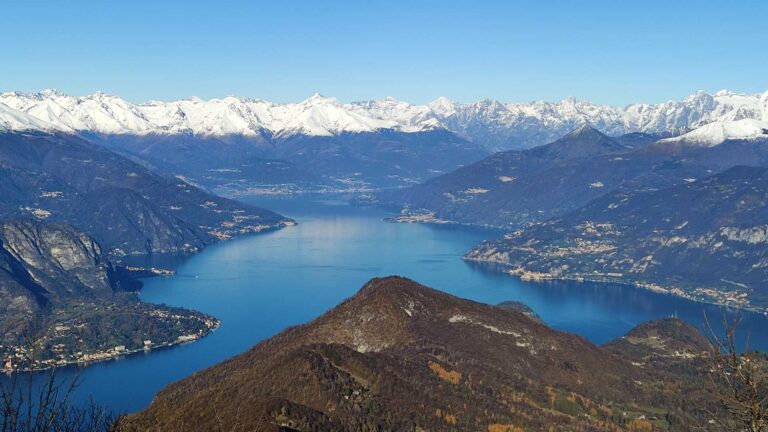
[506,266,757,314]
[1,311,219,373]
[124,265,176,277]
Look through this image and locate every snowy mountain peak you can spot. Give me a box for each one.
[428,97,458,117]
[39,89,67,98]
[474,98,507,111]
[660,119,768,147]
[302,93,338,106]
[569,122,598,135]
[714,89,738,97]
[659,89,768,146]
[0,89,766,148]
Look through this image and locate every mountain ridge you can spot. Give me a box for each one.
[379,124,768,229]
[2,89,767,149]
[0,131,293,257]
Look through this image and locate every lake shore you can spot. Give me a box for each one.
[2,321,221,374]
[464,256,768,317]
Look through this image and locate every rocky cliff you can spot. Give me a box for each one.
[0,219,217,371]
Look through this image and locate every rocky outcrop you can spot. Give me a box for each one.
[0,220,113,336]
[0,219,113,298]
[719,225,768,244]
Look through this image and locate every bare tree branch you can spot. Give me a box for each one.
[0,325,119,432]
[704,311,768,432]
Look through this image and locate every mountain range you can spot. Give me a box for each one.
[381,126,768,227]
[2,87,768,375]
[121,276,719,431]
[1,89,766,149]
[1,89,765,196]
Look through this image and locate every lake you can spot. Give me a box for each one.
[13,197,768,414]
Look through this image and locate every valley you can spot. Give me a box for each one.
[5,2,768,429]
[0,131,293,372]
[4,198,767,416]
[1,88,767,429]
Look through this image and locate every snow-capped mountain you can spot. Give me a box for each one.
[660,90,768,146]
[0,101,64,132]
[1,89,766,148]
[0,91,439,138]
[431,90,768,148]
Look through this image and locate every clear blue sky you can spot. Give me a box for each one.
[2,0,766,105]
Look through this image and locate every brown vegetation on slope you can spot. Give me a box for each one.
[122,277,725,431]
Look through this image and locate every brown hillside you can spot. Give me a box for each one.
[122,277,719,431]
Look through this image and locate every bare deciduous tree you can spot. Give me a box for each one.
[705,313,768,432]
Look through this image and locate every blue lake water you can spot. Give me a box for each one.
[10,197,768,414]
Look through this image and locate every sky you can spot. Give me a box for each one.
[1,0,766,105]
